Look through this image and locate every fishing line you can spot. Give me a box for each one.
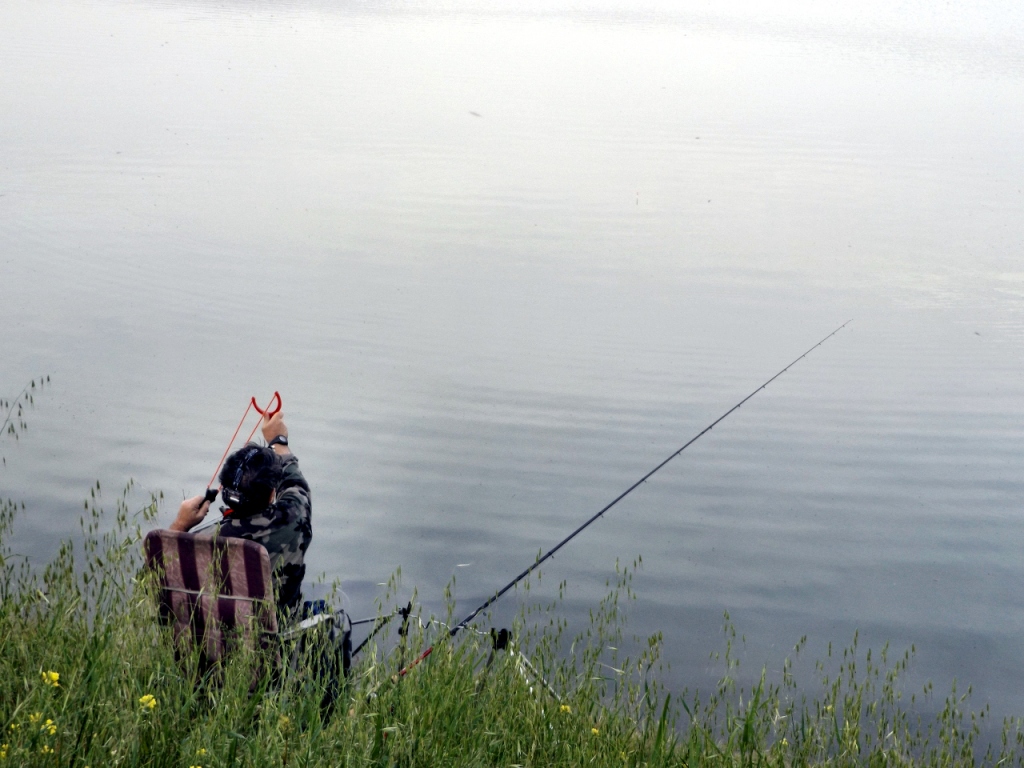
[394,320,852,678]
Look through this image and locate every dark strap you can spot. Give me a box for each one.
[490,627,510,651]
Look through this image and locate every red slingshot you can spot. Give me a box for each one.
[204,391,282,499]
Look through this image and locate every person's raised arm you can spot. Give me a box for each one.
[262,410,291,456]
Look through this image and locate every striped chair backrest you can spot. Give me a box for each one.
[144,529,279,664]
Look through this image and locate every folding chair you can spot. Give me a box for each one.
[144,530,350,679]
[143,529,281,667]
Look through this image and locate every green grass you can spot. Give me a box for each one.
[2,489,1022,768]
[2,382,1023,767]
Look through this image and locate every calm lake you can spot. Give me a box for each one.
[3,0,1024,725]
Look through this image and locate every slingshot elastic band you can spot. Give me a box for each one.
[206,392,282,492]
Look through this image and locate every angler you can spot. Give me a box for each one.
[163,395,312,615]
[147,393,353,714]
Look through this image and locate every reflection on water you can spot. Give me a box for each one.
[2,0,1023,726]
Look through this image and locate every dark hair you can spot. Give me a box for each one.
[219,443,282,516]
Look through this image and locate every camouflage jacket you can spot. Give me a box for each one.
[216,452,312,613]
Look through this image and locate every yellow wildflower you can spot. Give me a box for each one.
[29,713,41,725]
[42,719,56,736]
[195,748,207,755]
[41,671,60,688]
[781,738,789,747]
[1,743,7,760]
[7,724,17,732]
[592,727,600,736]
[278,715,291,730]
[559,705,571,713]
[189,765,203,768]
[40,745,52,754]
[138,694,157,710]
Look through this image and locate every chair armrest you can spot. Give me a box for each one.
[281,612,336,640]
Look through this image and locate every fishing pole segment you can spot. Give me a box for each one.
[394,320,852,681]
[484,627,560,701]
[351,602,412,658]
[358,605,559,702]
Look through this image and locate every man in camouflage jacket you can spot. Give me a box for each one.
[169,410,312,614]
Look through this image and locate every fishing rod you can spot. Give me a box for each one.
[393,320,852,678]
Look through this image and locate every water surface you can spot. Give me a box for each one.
[2,0,1023,724]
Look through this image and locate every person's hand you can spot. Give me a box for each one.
[169,495,211,532]
[261,411,288,443]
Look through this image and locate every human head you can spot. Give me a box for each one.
[219,443,282,516]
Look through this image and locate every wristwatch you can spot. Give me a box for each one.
[267,435,289,448]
